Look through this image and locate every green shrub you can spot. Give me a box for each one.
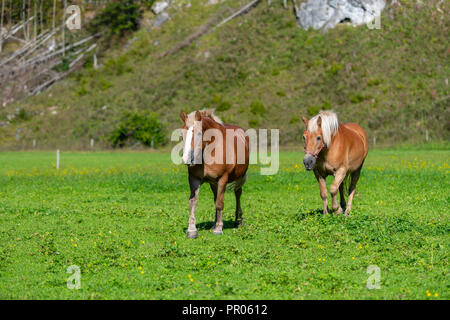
[367,79,381,87]
[88,0,142,40]
[326,63,343,76]
[250,100,266,115]
[104,55,132,76]
[350,94,366,104]
[12,108,30,122]
[216,101,232,112]
[289,116,300,124]
[321,101,332,110]
[142,0,156,8]
[205,95,232,112]
[307,106,320,116]
[249,119,259,127]
[109,112,166,148]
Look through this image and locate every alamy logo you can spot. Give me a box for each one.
[366,265,381,290]
[66,5,81,31]
[67,265,81,290]
[171,125,280,175]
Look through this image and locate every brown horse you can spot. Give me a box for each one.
[302,111,368,217]
[180,109,249,238]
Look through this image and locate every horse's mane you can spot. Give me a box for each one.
[308,110,339,147]
[186,109,223,127]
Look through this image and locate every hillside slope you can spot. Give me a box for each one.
[1,0,448,149]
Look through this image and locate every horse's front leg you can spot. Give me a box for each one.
[330,167,347,215]
[212,175,228,235]
[314,171,329,215]
[187,176,201,239]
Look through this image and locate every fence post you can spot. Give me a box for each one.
[93,53,98,69]
[56,149,60,170]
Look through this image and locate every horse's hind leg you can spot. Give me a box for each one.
[210,183,218,227]
[187,176,201,239]
[210,183,218,203]
[345,167,362,217]
[234,187,244,227]
[339,183,347,212]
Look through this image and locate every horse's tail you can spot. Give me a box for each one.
[226,174,247,192]
[343,161,365,195]
[342,172,351,196]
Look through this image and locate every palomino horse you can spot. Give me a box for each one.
[180,109,249,238]
[302,111,368,217]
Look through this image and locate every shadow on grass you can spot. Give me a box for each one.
[296,208,325,220]
[195,219,236,231]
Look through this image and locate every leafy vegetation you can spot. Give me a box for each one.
[0,149,448,299]
[109,111,166,148]
[88,0,142,42]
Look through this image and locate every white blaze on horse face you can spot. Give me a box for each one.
[192,120,204,165]
[182,126,194,164]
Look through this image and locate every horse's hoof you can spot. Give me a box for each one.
[212,230,223,236]
[234,219,244,228]
[186,230,198,239]
[333,207,343,215]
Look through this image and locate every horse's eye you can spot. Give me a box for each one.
[302,135,306,141]
[316,136,321,141]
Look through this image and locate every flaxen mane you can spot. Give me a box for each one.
[307,110,339,147]
[186,109,223,127]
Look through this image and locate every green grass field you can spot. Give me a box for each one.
[0,148,448,299]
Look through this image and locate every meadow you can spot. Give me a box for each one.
[0,148,448,299]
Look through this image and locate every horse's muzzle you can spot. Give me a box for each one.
[303,154,316,171]
[182,151,194,166]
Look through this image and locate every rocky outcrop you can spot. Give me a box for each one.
[295,0,386,31]
[152,1,169,15]
[153,12,170,27]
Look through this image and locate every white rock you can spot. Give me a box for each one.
[296,0,386,31]
[153,12,170,28]
[152,1,169,15]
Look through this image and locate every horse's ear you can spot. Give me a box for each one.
[180,111,187,123]
[195,110,202,121]
[302,116,308,127]
[317,116,322,128]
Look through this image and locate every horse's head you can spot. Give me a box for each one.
[180,110,205,166]
[302,115,325,170]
